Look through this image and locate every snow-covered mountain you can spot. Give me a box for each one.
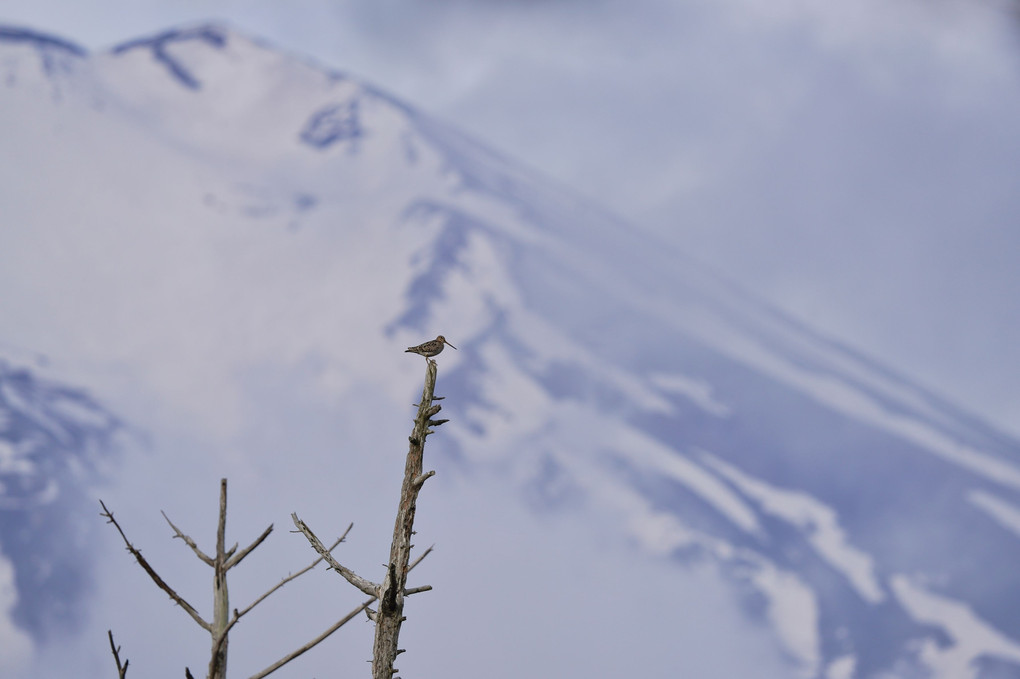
[0,346,124,672]
[2,23,1020,679]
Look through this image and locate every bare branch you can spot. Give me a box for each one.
[99,500,211,631]
[291,513,379,597]
[247,544,431,679]
[409,545,434,570]
[107,630,129,679]
[234,533,346,620]
[161,510,214,566]
[337,522,355,543]
[404,585,432,596]
[411,471,435,489]
[225,523,274,570]
[248,596,376,679]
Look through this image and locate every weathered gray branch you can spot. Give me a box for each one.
[247,596,374,679]
[162,511,214,566]
[226,523,274,570]
[412,470,435,488]
[287,356,443,678]
[214,530,359,679]
[99,500,211,631]
[107,480,378,678]
[249,541,433,679]
[238,530,348,620]
[291,514,380,597]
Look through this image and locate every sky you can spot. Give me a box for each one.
[1,0,1019,444]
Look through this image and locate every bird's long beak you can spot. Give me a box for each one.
[444,340,458,350]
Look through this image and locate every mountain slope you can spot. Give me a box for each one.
[2,23,1020,679]
[0,346,123,671]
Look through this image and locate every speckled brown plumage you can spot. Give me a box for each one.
[405,335,457,361]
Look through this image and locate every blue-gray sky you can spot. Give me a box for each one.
[3,0,1020,436]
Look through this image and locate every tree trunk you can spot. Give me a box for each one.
[372,360,441,679]
[209,479,229,679]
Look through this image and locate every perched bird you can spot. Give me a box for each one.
[405,335,457,362]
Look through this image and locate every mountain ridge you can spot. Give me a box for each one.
[2,22,1020,679]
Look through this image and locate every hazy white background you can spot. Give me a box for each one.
[3,0,1019,436]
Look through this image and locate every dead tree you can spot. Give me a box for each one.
[101,479,366,679]
[293,358,444,679]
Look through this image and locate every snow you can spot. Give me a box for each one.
[46,395,115,429]
[968,489,1020,539]
[891,575,1020,679]
[506,310,676,416]
[604,468,702,556]
[702,453,886,605]
[2,21,1020,679]
[612,427,763,537]
[95,25,366,162]
[0,555,32,677]
[648,371,732,417]
[456,342,554,456]
[588,451,823,676]
[704,328,1020,491]
[825,654,857,679]
[749,559,821,676]
[0,440,33,478]
[0,383,73,446]
[0,26,85,56]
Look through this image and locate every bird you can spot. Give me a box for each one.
[405,335,457,362]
